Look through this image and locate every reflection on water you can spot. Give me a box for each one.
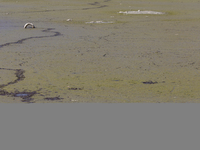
[0,20,18,31]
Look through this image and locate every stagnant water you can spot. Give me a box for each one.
[0,0,200,103]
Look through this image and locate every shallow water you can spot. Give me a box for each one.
[0,0,200,103]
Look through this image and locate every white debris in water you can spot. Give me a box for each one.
[24,22,35,28]
[66,19,72,21]
[71,99,78,102]
[119,10,164,15]
[85,21,113,24]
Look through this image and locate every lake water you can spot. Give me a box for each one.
[0,0,200,103]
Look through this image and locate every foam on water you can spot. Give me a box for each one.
[119,10,165,15]
[85,21,113,24]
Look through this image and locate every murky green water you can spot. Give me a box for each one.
[0,0,200,103]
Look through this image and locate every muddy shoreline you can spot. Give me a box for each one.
[1,0,200,103]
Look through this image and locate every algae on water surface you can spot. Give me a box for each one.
[1,0,200,102]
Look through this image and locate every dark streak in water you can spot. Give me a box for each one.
[84,0,109,10]
[82,5,107,10]
[143,81,158,84]
[0,28,62,102]
[68,87,84,90]
[44,96,63,101]
[14,91,37,103]
[0,68,37,103]
[88,2,100,5]
[0,68,25,88]
[0,28,62,48]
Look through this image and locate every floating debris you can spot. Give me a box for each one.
[71,99,78,102]
[24,22,35,28]
[66,19,72,22]
[119,10,164,15]
[86,21,113,24]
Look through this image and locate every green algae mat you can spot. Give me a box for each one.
[1,0,200,103]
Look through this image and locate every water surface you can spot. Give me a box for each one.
[0,0,200,103]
